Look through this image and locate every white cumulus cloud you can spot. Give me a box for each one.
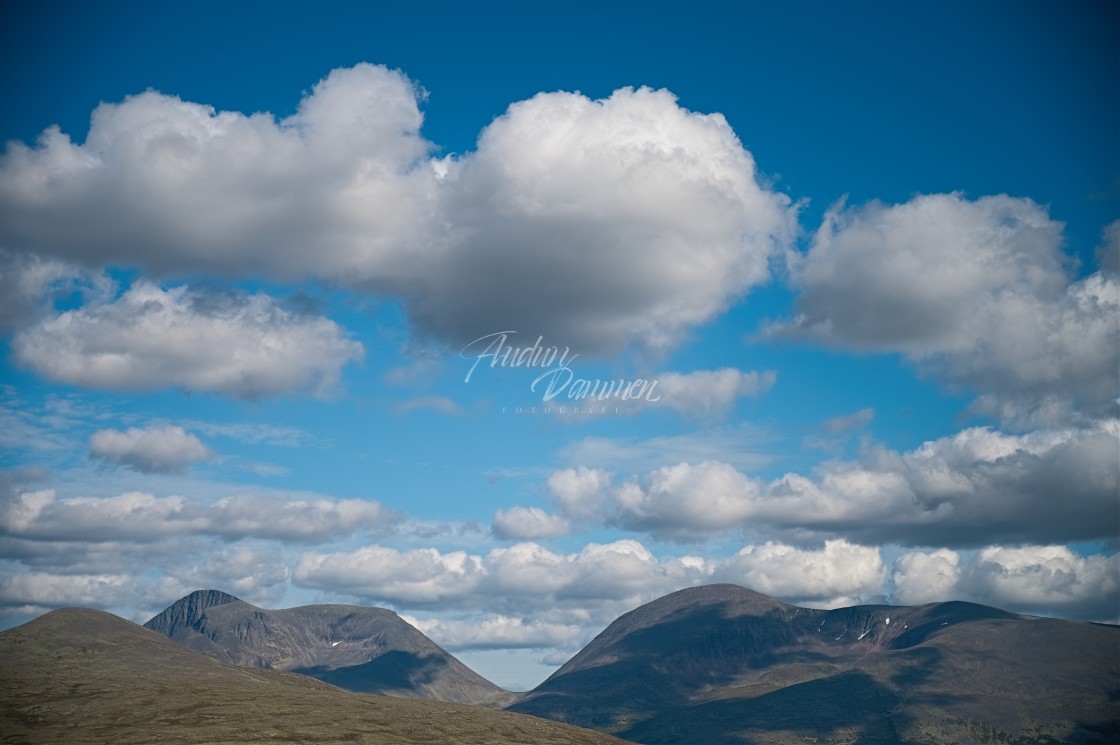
[891,545,1119,620]
[714,539,886,608]
[959,545,1119,619]
[547,466,613,521]
[890,548,961,605]
[294,546,487,605]
[0,66,796,355]
[774,193,1119,425]
[13,281,364,399]
[611,460,761,540]
[492,506,570,540]
[0,64,433,282]
[419,86,796,353]
[89,425,214,473]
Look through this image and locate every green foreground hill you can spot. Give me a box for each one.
[0,607,627,745]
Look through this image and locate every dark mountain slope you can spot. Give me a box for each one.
[145,589,509,705]
[0,607,629,745]
[509,584,1119,745]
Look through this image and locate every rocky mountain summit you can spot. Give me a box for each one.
[145,589,509,705]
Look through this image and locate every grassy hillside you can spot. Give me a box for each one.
[0,607,627,745]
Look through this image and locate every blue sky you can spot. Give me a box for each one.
[1,1,1117,690]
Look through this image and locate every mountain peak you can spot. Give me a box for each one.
[650,583,792,611]
[144,590,510,705]
[144,589,243,638]
[599,584,791,637]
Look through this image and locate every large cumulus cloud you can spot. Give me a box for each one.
[13,282,363,398]
[892,545,1119,620]
[773,195,1119,426]
[415,86,796,351]
[0,64,434,281]
[0,65,796,355]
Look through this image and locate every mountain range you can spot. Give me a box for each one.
[3,584,1116,744]
[510,584,1120,744]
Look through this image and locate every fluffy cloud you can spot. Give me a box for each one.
[610,461,760,540]
[209,495,397,542]
[13,282,363,398]
[491,506,570,540]
[774,422,1120,547]
[89,425,214,473]
[295,545,486,605]
[539,421,1118,547]
[781,194,1066,351]
[0,66,795,354]
[418,87,795,352]
[0,64,432,281]
[714,540,886,608]
[774,194,1119,425]
[0,489,396,543]
[893,546,1119,620]
[890,548,960,605]
[547,466,613,521]
[959,546,1119,619]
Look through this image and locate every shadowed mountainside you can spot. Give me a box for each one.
[0,607,629,745]
[509,584,1120,745]
[144,589,509,705]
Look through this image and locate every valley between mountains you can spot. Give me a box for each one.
[2,583,1116,744]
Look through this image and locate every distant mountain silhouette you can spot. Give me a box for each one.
[145,589,509,705]
[509,584,1120,745]
[0,607,626,745]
